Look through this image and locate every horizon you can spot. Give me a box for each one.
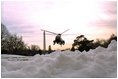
[1,0,117,50]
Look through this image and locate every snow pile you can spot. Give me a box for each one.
[1,40,117,78]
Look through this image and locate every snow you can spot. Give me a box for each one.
[1,40,117,78]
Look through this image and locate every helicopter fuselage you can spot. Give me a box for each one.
[53,34,65,45]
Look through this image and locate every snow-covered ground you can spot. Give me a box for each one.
[1,40,117,78]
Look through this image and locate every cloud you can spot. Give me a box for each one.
[89,1,117,29]
[100,1,117,14]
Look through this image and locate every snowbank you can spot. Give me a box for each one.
[1,40,117,78]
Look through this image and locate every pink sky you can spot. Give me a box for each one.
[1,0,117,50]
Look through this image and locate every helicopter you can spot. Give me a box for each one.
[41,29,69,46]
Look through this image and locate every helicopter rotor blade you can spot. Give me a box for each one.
[41,29,57,35]
[62,34,79,35]
[61,29,70,35]
[46,33,79,36]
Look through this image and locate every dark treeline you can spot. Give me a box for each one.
[1,23,54,56]
[71,34,117,52]
[1,23,117,56]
